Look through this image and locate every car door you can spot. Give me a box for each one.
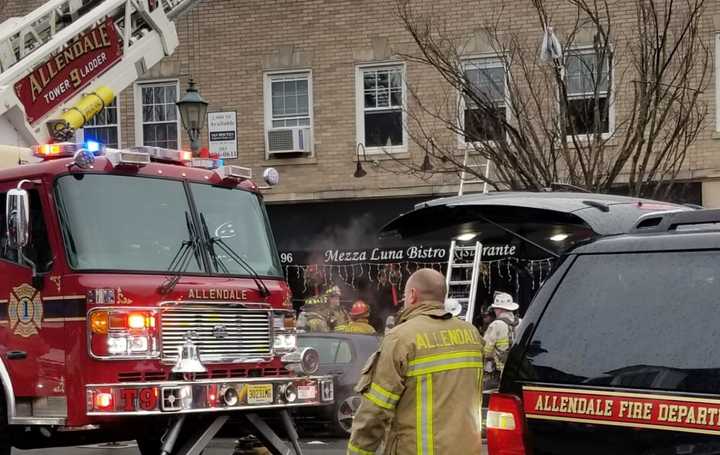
[504,251,720,455]
[0,181,67,412]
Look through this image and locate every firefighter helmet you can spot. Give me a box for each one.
[325,285,342,297]
[350,300,370,318]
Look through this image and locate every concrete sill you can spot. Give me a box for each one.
[264,156,318,166]
[362,152,411,162]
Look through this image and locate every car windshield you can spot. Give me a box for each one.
[55,174,282,277]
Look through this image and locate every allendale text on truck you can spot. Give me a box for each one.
[14,17,122,122]
[25,21,111,101]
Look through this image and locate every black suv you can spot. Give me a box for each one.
[488,209,720,455]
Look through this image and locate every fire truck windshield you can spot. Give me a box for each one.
[54,174,283,277]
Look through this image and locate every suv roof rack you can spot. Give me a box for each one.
[632,209,720,233]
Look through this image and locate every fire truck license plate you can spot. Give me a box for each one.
[247,384,273,404]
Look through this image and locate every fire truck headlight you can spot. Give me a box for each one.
[273,333,297,353]
[273,312,297,353]
[128,336,149,352]
[89,308,159,359]
[107,335,128,355]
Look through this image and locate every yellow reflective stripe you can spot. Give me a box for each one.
[495,338,510,347]
[427,374,434,455]
[410,350,481,366]
[408,361,483,377]
[408,351,483,375]
[416,376,422,454]
[347,441,374,455]
[371,382,400,401]
[363,391,394,410]
[416,374,434,455]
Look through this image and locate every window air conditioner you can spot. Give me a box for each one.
[267,127,311,154]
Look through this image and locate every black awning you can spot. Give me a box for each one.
[267,197,447,255]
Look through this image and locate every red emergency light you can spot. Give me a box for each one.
[93,392,114,412]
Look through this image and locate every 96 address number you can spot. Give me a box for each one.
[280,253,293,264]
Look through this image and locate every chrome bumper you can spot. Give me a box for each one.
[86,375,334,416]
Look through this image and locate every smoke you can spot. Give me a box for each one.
[304,212,379,265]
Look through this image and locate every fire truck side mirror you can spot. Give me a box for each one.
[6,188,30,249]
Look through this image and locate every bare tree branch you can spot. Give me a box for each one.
[385,0,709,199]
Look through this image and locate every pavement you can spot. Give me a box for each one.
[12,438,487,454]
[12,438,349,455]
[11,403,490,455]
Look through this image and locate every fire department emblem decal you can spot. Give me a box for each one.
[9,284,43,338]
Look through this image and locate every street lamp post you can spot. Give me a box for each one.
[176,79,208,156]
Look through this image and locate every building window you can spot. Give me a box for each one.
[82,100,119,148]
[357,65,405,150]
[463,59,506,143]
[565,50,611,135]
[264,72,313,156]
[136,82,179,148]
[269,73,310,128]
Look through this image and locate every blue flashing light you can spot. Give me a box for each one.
[217,159,224,168]
[84,140,101,153]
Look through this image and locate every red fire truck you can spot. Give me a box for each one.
[0,2,333,453]
[0,143,332,454]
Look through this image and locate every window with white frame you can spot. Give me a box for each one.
[357,65,405,149]
[269,73,311,128]
[264,72,313,156]
[463,59,506,143]
[137,82,179,149]
[82,100,119,148]
[565,50,611,135]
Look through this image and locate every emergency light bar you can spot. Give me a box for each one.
[191,158,219,169]
[105,149,150,167]
[134,146,192,164]
[215,165,252,181]
[33,141,105,159]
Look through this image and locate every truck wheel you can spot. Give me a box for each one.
[0,394,10,455]
[332,393,362,436]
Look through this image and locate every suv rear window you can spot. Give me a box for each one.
[524,251,720,394]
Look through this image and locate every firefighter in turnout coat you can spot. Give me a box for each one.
[483,291,521,389]
[336,300,376,335]
[348,269,484,455]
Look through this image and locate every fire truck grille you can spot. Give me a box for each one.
[160,307,272,363]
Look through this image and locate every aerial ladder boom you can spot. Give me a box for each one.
[0,0,201,147]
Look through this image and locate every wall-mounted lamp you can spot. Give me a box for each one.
[354,143,367,178]
[420,138,434,172]
[420,152,433,171]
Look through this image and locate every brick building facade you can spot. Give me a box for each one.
[3,0,719,316]
[2,0,719,204]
